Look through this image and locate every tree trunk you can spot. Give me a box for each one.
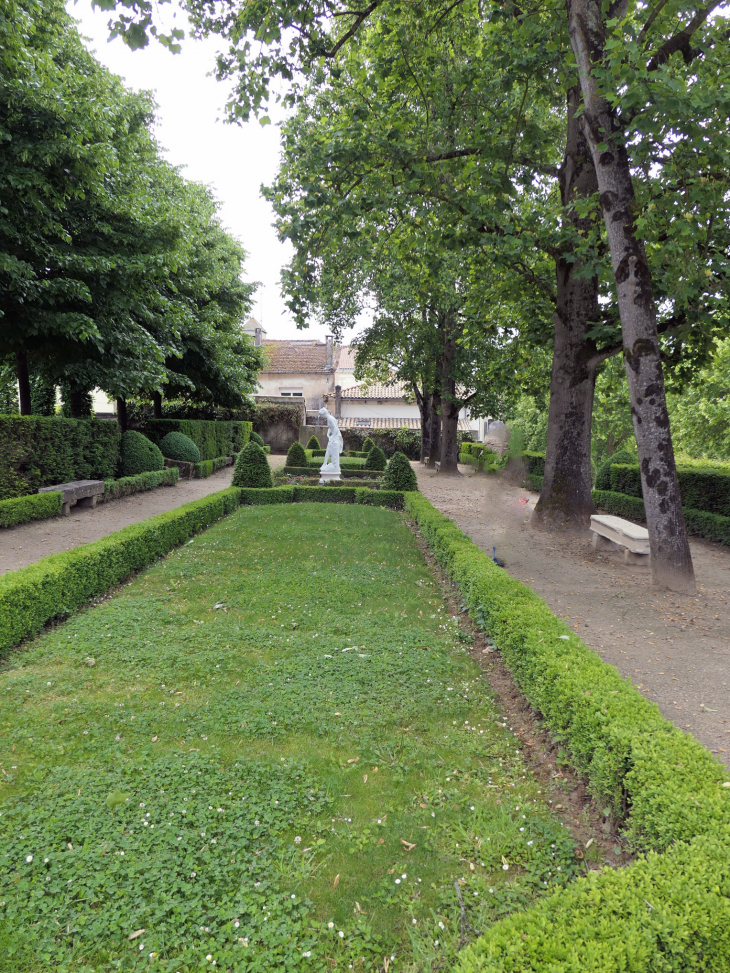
[439,327,461,475]
[426,391,441,468]
[153,390,162,419]
[16,350,32,416]
[69,389,87,418]
[117,397,128,432]
[535,86,599,526]
[567,0,695,592]
[413,384,431,462]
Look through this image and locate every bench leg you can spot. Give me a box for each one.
[591,532,617,552]
[61,501,72,517]
[623,549,650,566]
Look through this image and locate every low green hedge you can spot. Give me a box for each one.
[592,490,730,546]
[0,488,241,654]
[306,457,366,469]
[283,466,383,480]
[0,491,63,529]
[103,468,179,501]
[404,492,730,972]
[237,485,406,510]
[193,456,230,478]
[140,419,251,460]
[609,463,730,518]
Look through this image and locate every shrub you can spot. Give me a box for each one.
[362,436,376,453]
[365,445,386,471]
[0,492,63,528]
[238,486,294,505]
[293,486,356,503]
[592,489,730,546]
[120,431,164,476]
[594,447,635,490]
[283,467,382,479]
[0,488,241,653]
[193,456,229,478]
[232,443,273,489]
[250,431,265,447]
[306,435,321,450]
[0,416,120,501]
[286,441,308,467]
[355,489,404,509]
[140,419,252,460]
[609,463,730,518]
[383,452,418,491]
[103,468,178,501]
[159,431,201,464]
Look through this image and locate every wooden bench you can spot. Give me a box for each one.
[39,479,105,517]
[590,514,650,565]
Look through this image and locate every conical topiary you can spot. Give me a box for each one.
[232,442,273,488]
[286,441,308,467]
[362,436,376,453]
[306,434,321,450]
[365,444,386,471]
[250,431,265,447]
[159,431,200,464]
[383,451,418,491]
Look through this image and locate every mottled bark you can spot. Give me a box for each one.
[568,0,695,591]
[426,391,441,469]
[16,350,32,416]
[117,397,128,432]
[439,328,461,474]
[413,384,431,462]
[153,391,162,419]
[535,87,599,526]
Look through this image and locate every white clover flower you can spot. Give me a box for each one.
[328,922,334,929]
[303,951,311,958]
[338,930,344,939]
[502,864,509,871]
[25,855,33,863]
[294,836,301,844]
[395,879,400,885]
[411,918,417,925]
[206,955,212,962]
[438,921,444,930]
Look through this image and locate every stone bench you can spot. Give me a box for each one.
[39,479,105,517]
[590,514,650,565]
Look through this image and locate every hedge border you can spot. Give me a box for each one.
[103,467,179,501]
[0,488,241,655]
[592,490,730,546]
[401,493,730,972]
[609,462,730,518]
[193,456,231,478]
[238,484,405,510]
[0,492,63,529]
[283,466,383,480]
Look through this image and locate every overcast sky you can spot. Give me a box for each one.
[67,1,359,345]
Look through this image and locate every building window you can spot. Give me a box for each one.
[279,389,304,397]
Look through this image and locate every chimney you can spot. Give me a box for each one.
[254,327,262,347]
[334,385,342,418]
[325,335,334,369]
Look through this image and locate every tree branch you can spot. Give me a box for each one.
[646,0,723,70]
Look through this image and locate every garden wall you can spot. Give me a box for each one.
[0,416,120,500]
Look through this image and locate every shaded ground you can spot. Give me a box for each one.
[414,462,730,768]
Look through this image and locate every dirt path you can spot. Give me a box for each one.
[415,463,730,767]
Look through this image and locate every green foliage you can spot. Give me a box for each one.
[591,489,647,523]
[0,359,18,414]
[29,374,57,416]
[103,467,178,501]
[306,457,366,470]
[355,489,404,510]
[594,447,636,490]
[232,442,273,489]
[382,451,418,492]
[362,437,376,453]
[283,467,383,479]
[286,441,308,467]
[403,493,730,853]
[610,464,730,518]
[119,430,164,477]
[141,419,251,460]
[306,434,321,450]
[0,416,120,500]
[250,430,265,447]
[0,488,241,653]
[365,445,387,471]
[158,431,201,463]
[193,456,229,478]
[592,490,730,547]
[0,492,62,529]
[669,339,730,461]
[459,443,501,472]
[238,486,295,505]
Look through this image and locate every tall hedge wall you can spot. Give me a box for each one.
[609,463,730,517]
[0,416,120,501]
[140,419,251,461]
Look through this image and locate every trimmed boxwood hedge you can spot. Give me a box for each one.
[0,416,120,501]
[306,457,366,469]
[592,489,730,546]
[609,462,730,518]
[305,435,321,450]
[283,467,382,480]
[0,488,241,654]
[239,486,295,505]
[140,419,251,461]
[232,442,272,489]
[103,468,178,501]
[120,431,165,476]
[287,441,308,467]
[159,431,201,464]
[403,493,730,973]
[238,485,405,509]
[250,431,265,447]
[193,456,230,479]
[0,491,63,528]
[364,445,387,471]
[382,451,418,492]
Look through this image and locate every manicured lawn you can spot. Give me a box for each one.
[0,504,580,972]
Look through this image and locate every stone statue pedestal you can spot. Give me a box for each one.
[318,470,342,485]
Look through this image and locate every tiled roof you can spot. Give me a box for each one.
[336,346,358,370]
[336,380,411,400]
[334,416,473,431]
[261,340,333,374]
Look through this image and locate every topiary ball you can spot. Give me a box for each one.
[159,431,201,464]
[362,436,376,453]
[120,431,165,476]
[232,442,273,488]
[287,441,308,467]
[383,451,418,491]
[365,445,386,471]
[595,447,635,490]
[250,431,265,447]
[306,434,321,450]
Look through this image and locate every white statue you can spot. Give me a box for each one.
[318,406,343,482]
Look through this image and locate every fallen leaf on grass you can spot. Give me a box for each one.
[400,839,416,851]
[363,775,368,783]
[347,757,360,764]
[333,874,340,889]
[128,930,145,941]
[377,838,385,845]
[151,736,158,743]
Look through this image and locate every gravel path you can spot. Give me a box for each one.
[415,463,730,767]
